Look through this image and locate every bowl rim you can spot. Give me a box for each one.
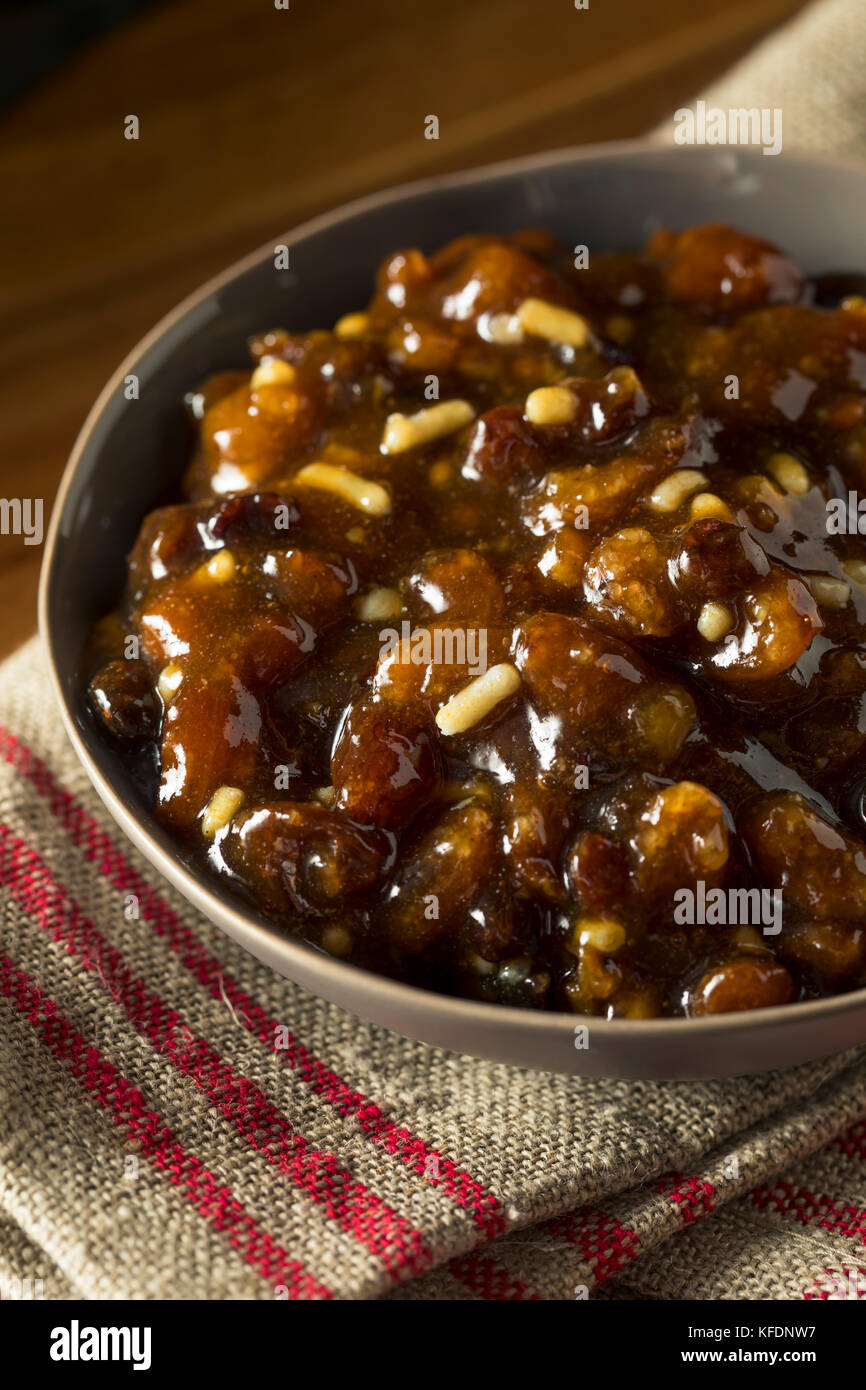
[39,135,866,1052]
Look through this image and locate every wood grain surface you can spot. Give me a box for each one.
[0,0,807,658]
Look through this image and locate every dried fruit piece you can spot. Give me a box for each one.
[650,224,803,313]
[384,804,498,954]
[88,660,159,743]
[708,571,822,684]
[633,781,730,901]
[515,612,696,769]
[688,958,795,1015]
[671,520,769,601]
[226,801,383,913]
[584,528,683,636]
[402,549,505,623]
[331,697,441,829]
[566,832,631,917]
[741,793,866,920]
[158,674,264,829]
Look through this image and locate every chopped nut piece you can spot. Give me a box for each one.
[516,298,590,347]
[731,923,771,954]
[196,549,236,583]
[571,917,627,954]
[312,786,337,808]
[690,491,734,522]
[766,451,810,495]
[524,386,578,426]
[842,557,866,586]
[354,586,402,621]
[334,312,370,339]
[321,925,353,957]
[157,663,183,703]
[697,601,735,641]
[805,573,850,608]
[435,662,521,736]
[381,399,475,454]
[649,469,708,513]
[482,311,524,345]
[294,463,391,516]
[202,786,245,839]
[250,357,296,389]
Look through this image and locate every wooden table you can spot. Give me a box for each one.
[0,0,807,659]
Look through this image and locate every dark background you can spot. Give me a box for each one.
[0,0,808,658]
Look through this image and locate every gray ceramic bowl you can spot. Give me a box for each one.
[40,140,866,1078]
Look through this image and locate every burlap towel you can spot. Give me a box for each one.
[5,0,866,1301]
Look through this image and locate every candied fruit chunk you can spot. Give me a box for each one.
[688,957,795,1015]
[384,804,498,954]
[632,781,730,902]
[651,224,804,313]
[226,801,383,914]
[584,528,683,636]
[331,697,441,829]
[514,612,696,769]
[741,793,866,920]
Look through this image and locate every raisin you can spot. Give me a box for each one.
[128,504,203,585]
[463,407,547,488]
[384,804,498,954]
[567,832,631,915]
[88,660,159,743]
[672,520,769,601]
[331,697,441,829]
[402,549,505,623]
[688,957,795,1015]
[226,801,383,914]
[207,491,299,544]
[652,224,803,313]
[741,793,866,920]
